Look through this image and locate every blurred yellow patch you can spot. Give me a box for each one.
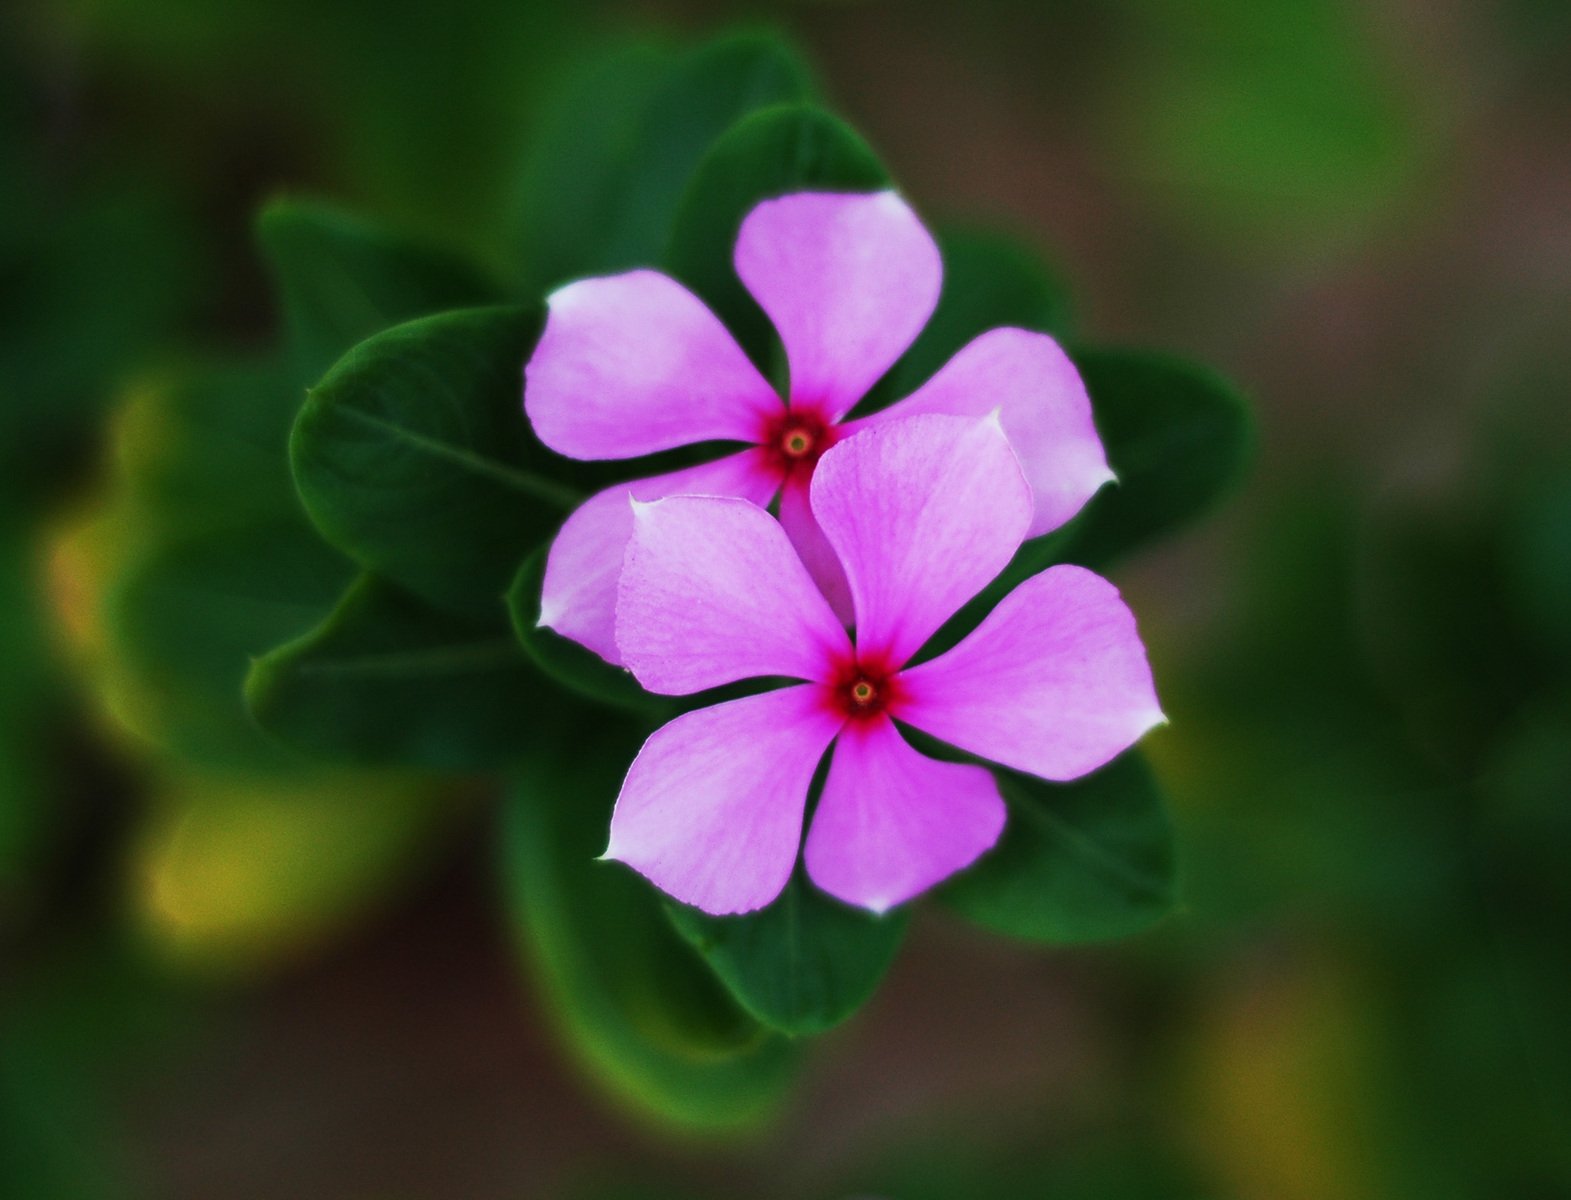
[1178,946,1392,1200]
[131,771,456,978]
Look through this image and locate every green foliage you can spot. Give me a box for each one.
[1057,347,1255,568]
[248,573,576,770]
[65,358,354,771]
[290,306,580,620]
[665,871,909,1036]
[257,198,500,385]
[108,518,353,769]
[665,104,890,368]
[0,526,56,915]
[515,33,816,291]
[499,727,800,1130]
[940,752,1178,943]
[1105,0,1427,254]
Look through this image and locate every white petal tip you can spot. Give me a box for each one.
[628,495,660,521]
[1142,709,1171,733]
[544,280,587,312]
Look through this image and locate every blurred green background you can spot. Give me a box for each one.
[2,0,1568,1196]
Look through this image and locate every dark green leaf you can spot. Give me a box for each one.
[1056,346,1254,567]
[940,751,1179,943]
[505,544,669,714]
[500,724,799,1130]
[290,306,582,620]
[248,573,578,771]
[257,197,499,385]
[512,41,676,290]
[665,869,908,1036]
[115,359,304,529]
[664,104,889,368]
[109,519,354,770]
[921,346,1252,660]
[874,224,1075,407]
[515,33,814,291]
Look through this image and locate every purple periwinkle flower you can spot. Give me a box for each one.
[524,190,1113,662]
[604,414,1164,916]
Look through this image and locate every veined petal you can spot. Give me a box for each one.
[606,687,845,915]
[872,327,1114,538]
[618,494,851,694]
[735,191,941,421]
[811,414,1031,667]
[803,715,1005,913]
[898,564,1165,782]
[525,269,780,459]
[777,471,853,625]
[538,450,779,665]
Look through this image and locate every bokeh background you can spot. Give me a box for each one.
[3,0,1568,1196]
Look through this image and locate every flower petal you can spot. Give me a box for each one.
[538,450,779,665]
[803,715,1005,913]
[811,413,1032,667]
[777,471,853,625]
[525,269,780,459]
[898,564,1165,782]
[734,191,941,421]
[872,327,1114,538]
[618,494,851,694]
[606,687,845,915]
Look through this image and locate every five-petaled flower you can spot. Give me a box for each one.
[604,414,1164,916]
[524,189,1113,663]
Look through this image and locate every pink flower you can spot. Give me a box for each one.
[524,190,1113,663]
[605,414,1164,916]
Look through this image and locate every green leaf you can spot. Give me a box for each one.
[500,725,799,1131]
[1056,346,1254,568]
[876,224,1075,406]
[921,346,1252,660]
[940,752,1179,943]
[108,518,354,770]
[505,544,669,714]
[515,33,815,291]
[665,870,908,1036]
[112,359,304,528]
[512,41,676,290]
[290,306,582,620]
[257,198,499,385]
[248,573,578,771]
[665,104,890,368]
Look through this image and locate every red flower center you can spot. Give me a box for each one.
[828,654,902,722]
[761,408,836,477]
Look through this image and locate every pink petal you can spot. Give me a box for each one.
[606,686,845,915]
[538,450,779,665]
[734,191,941,421]
[803,715,1005,913]
[872,327,1114,538]
[525,269,780,459]
[898,564,1166,782]
[777,471,853,624]
[811,413,1032,668]
[617,494,851,695]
